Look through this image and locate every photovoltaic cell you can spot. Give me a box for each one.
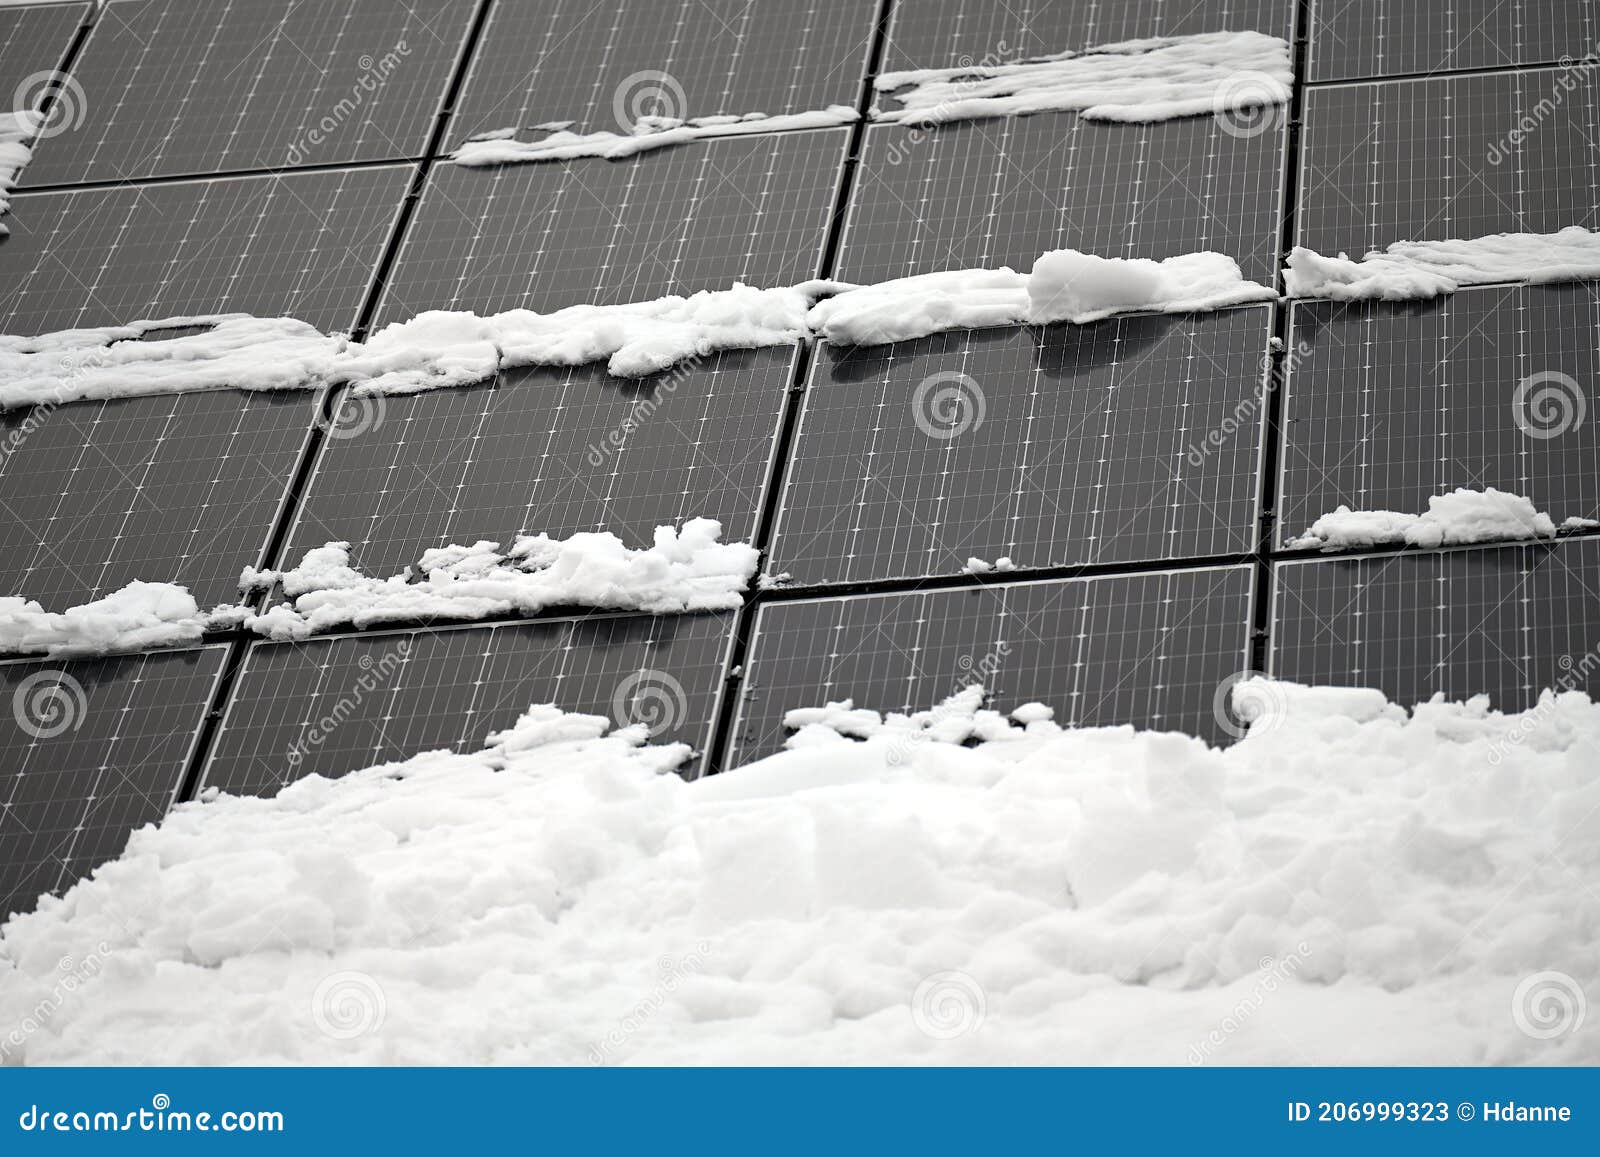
[0,164,411,334]
[0,645,224,918]
[840,113,1285,287]
[1298,70,1600,258]
[281,348,796,580]
[728,565,1252,763]
[376,130,847,322]
[1309,0,1600,82]
[1272,538,1600,711]
[1279,284,1600,547]
[768,308,1271,586]
[20,0,473,186]
[0,389,317,608]
[881,0,1294,72]
[448,0,875,146]
[200,612,735,797]
[0,2,84,98]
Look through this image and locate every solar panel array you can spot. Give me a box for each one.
[4,0,1600,912]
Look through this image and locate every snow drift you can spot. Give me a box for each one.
[1287,488,1588,551]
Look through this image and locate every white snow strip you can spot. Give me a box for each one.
[452,106,859,165]
[243,518,756,641]
[3,677,1596,1064]
[1285,227,1600,301]
[0,583,233,659]
[0,110,41,237]
[875,31,1291,125]
[0,247,1272,409]
[1288,488,1566,551]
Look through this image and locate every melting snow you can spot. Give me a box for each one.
[874,31,1291,125]
[0,110,41,237]
[1,678,1594,1064]
[1288,488,1569,551]
[1285,227,1600,302]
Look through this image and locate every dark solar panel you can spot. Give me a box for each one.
[0,645,225,917]
[0,164,411,334]
[839,112,1285,287]
[375,129,848,322]
[0,2,84,101]
[0,389,316,608]
[1309,0,1600,82]
[448,0,874,146]
[768,307,1271,586]
[1298,70,1600,258]
[728,565,1253,763]
[201,611,735,797]
[19,0,473,187]
[881,0,1294,72]
[281,347,795,580]
[1272,538,1600,711]
[1279,284,1600,547]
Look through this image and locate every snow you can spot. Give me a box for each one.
[0,110,41,237]
[1289,488,1563,551]
[2,676,1595,1065]
[1,247,1270,409]
[1285,227,1600,301]
[875,31,1291,125]
[0,582,220,659]
[452,106,859,165]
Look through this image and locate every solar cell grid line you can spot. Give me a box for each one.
[879,0,1296,73]
[1277,283,1600,548]
[18,0,476,188]
[0,1,86,100]
[838,112,1286,288]
[199,611,737,797]
[1271,537,1600,711]
[767,307,1273,586]
[1297,68,1600,259]
[0,644,226,917]
[447,0,877,147]
[281,347,797,581]
[725,564,1254,764]
[0,163,414,335]
[0,388,319,609]
[374,128,850,322]
[1308,0,1600,83]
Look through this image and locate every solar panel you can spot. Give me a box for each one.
[448,0,875,147]
[839,112,1285,287]
[768,307,1271,586]
[1272,538,1600,711]
[1309,0,1600,82]
[281,347,795,580]
[19,0,474,187]
[0,164,411,334]
[200,610,735,797]
[0,2,84,102]
[375,129,848,322]
[881,0,1294,72]
[727,564,1253,764]
[1279,283,1600,547]
[1298,69,1600,258]
[0,644,225,917]
[0,388,316,608]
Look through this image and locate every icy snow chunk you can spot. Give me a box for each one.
[0,582,212,658]
[1289,488,1562,551]
[244,518,758,639]
[0,110,41,236]
[807,268,1030,345]
[1028,249,1275,323]
[1285,227,1600,302]
[875,31,1291,125]
[452,106,859,165]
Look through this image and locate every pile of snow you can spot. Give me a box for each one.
[1287,488,1588,551]
[453,106,858,165]
[1,248,1271,409]
[875,31,1291,125]
[1,678,1595,1064]
[0,521,755,657]
[0,109,41,237]
[1285,227,1600,302]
